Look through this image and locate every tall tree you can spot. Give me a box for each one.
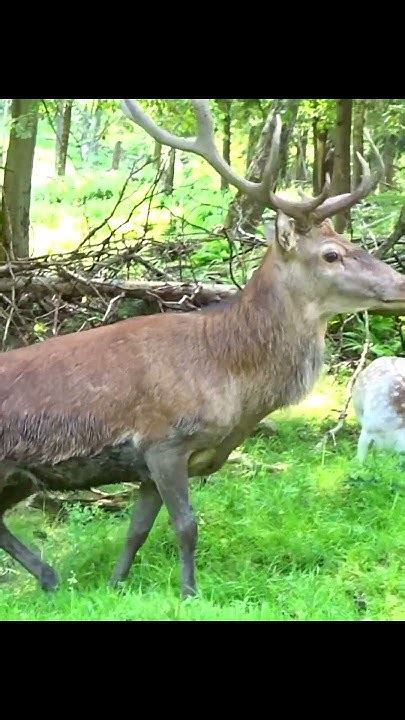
[153,140,162,168]
[216,99,232,190]
[111,141,123,170]
[380,133,397,192]
[1,99,39,260]
[55,99,73,176]
[163,147,176,194]
[278,100,301,182]
[330,99,353,233]
[312,118,329,196]
[294,129,308,181]
[91,100,102,158]
[54,99,64,172]
[352,100,366,189]
[246,124,262,172]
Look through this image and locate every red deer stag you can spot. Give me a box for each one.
[1,99,405,599]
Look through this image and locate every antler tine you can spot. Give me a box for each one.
[121,99,269,202]
[268,174,331,226]
[258,113,332,226]
[312,130,385,223]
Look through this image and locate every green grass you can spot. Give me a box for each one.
[0,374,404,620]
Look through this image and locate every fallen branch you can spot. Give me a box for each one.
[0,274,237,306]
[26,485,140,517]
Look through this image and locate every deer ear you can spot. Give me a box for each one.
[275,211,297,252]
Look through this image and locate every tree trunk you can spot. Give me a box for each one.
[54,100,64,174]
[1,99,10,167]
[163,147,176,194]
[111,141,123,170]
[80,107,92,163]
[226,102,283,235]
[55,99,73,176]
[91,102,102,158]
[218,100,232,191]
[380,134,397,192]
[246,124,262,172]
[331,99,353,233]
[312,119,328,196]
[1,99,39,260]
[278,100,300,183]
[154,140,162,169]
[352,100,366,189]
[295,131,308,181]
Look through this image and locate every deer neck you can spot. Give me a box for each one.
[206,250,326,412]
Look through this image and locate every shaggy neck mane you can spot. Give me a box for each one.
[203,248,325,411]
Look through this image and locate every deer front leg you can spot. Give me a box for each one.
[110,480,163,587]
[145,445,197,598]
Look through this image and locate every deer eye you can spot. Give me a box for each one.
[323,251,339,263]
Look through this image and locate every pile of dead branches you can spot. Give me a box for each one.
[2,222,403,353]
[0,241,240,351]
[0,158,246,350]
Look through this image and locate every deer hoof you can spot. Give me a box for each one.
[40,565,59,591]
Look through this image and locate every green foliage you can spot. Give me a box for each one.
[19,98,403,255]
[298,99,336,131]
[367,100,405,144]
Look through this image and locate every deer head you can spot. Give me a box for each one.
[121,99,405,319]
[266,213,405,321]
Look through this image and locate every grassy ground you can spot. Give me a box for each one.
[0,374,404,621]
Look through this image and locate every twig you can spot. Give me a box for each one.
[322,311,370,448]
[223,228,243,291]
[102,293,125,323]
[2,302,14,350]
[74,158,154,251]
[52,297,60,335]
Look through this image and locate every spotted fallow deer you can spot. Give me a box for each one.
[1,99,405,599]
[352,356,405,462]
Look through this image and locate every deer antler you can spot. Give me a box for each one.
[121,99,282,204]
[121,99,331,223]
[121,100,383,229]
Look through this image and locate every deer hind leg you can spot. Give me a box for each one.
[356,428,373,464]
[145,444,197,598]
[0,473,59,591]
[110,479,163,587]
